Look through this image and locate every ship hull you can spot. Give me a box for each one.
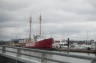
[25,38,54,49]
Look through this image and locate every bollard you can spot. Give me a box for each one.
[41,53,47,63]
[2,46,6,53]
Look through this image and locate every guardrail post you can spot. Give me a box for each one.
[41,53,47,63]
[2,46,6,53]
[17,48,21,56]
[91,58,96,63]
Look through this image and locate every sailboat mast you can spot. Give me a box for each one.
[39,14,42,36]
[29,16,32,41]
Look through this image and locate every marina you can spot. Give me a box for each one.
[1,0,96,63]
[0,15,96,63]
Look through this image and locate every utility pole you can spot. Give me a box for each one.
[68,38,70,49]
[67,38,70,53]
[86,31,89,45]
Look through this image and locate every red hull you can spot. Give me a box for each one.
[25,38,53,49]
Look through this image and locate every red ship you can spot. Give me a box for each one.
[25,38,54,49]
[25,15,54,49]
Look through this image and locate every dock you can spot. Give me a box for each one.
[56,48,96,53]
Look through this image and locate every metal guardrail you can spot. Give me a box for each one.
[0,46,96,63]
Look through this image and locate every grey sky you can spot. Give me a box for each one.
[0,0,96,40]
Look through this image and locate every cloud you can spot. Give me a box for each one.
[0,0,96,40]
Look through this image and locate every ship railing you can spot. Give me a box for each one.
[0,45,96,63]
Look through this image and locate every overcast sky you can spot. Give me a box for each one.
[0,0,96,40]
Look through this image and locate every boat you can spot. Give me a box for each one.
[25,15,54,49]
[25,38,54,49]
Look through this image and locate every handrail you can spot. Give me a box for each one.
[0,45,96,63]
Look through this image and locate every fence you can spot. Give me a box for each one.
[0,46,96,63]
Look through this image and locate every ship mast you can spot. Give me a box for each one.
[39,14,42,36]
[29,16,32,42]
